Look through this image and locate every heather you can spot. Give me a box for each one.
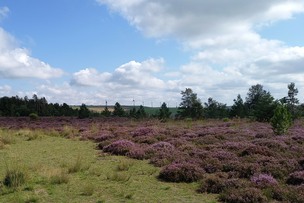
[0,117,304,202]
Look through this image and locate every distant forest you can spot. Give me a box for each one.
[0,83,303,121]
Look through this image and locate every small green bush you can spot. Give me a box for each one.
[29,113,39,120]
[270,104,292,135]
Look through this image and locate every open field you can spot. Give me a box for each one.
[0,127,216,203]
[0,117,303,202]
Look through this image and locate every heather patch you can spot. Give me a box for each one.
[286,171,304,185]
[219,187,267,203]
[250,174,278,188]
[158,162,204,183]
[0,118,303,202]
[132,127,157,137]
[103,140,135,155]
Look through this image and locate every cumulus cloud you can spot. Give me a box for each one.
[0,27,63,79]
[97,0,304,47]
[97,0,304,104]
[71,68,111,87]
[68,58,180,105]
[71,58,167,89]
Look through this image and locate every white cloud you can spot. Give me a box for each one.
[0,28,63,79]
[71,58,167,89]
[68,58,181,105]
[0,6,9,21]
[97,0,304,104]
[97,0,304,47]
[71,68,111,87]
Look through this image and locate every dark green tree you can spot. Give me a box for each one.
[270,104,292,135]
[158,102,172,120]
[245,84,276,122]
[282,82,299,119]
[113,102,125,117]
[177,88,203,119]
[230,94,246,118]
[129,107,137,118]
[204,97,228,119]
[102,106,111,117]
[136,105,147,119]
[78,103,90,119]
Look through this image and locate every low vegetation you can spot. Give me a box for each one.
[0,117,303,202]
[0,127,215,203]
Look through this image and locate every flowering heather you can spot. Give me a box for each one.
[253,139,288,151]
[286,171,304,185]
[103,139,135,155]
[92,133,115,142]
[126,146,146,160]
[198,173,229,194]
[132,127,157,137]
[158,162,204,183]
[1,117,304,202]
[219,187,267,203]
[250,174,278,188]
[148,141,175,153]
[240,145,273,157]
[210,149,238,161]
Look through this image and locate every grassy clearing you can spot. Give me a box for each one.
[0,129,217,203]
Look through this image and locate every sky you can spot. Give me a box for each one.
[0,0,304,106]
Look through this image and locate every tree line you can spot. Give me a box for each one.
[0,94,168,120]
[0,82,303,123]
[177,83,302,121]
[0,95,78,117]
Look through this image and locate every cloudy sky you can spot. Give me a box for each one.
[0,0,304,106]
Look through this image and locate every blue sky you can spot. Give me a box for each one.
[0,0,304,106]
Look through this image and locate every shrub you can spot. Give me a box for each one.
[103,140,135,155]
[270,104,292,135]
[234,163,260,179]
[29,113,39,120]
[198,174,227,194]
[148,141,175,153]
[286,171,304,185]
[219,187,267,203]
[158,162,204,183]
[149,152,176,167]
[250,173,278,188]
[126,147,146,160]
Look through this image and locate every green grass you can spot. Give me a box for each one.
[0,129,217,203]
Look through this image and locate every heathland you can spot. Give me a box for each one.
[0,117,303,202]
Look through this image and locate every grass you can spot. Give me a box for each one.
[0,128,217,203]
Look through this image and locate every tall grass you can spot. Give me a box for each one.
[49,168,69,185]
[68,155,86,173]
[2,160,27,190]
